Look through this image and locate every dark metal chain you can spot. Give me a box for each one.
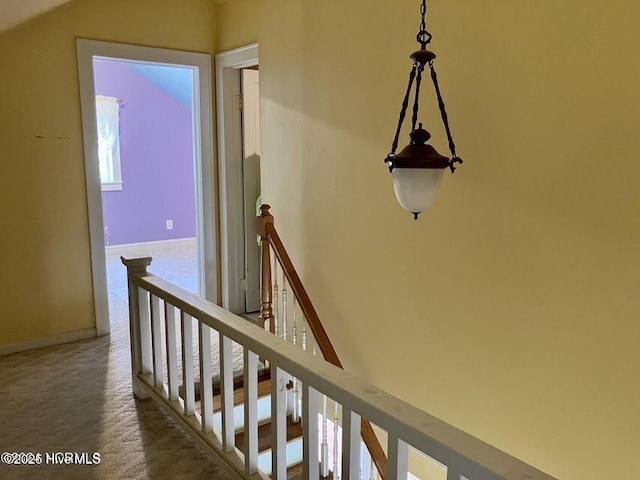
[411,64,424,131]
[429,61,463,171]
[386,64,418,159]
[417,0,432,48]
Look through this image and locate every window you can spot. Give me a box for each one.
[95,95,122,191]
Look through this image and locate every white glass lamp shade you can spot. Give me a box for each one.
[391,167,444,216]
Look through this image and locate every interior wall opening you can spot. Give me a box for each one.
[77,39,216,336]
[92,58,201,325]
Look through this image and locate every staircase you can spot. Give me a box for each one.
[252,205,386,479]
[188,362,342,478]
[196,373,310,478]
[121,206,558,480]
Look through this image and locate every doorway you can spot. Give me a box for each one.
[77,39,216,336]
[241,67,261,314]
[216,44,261,315]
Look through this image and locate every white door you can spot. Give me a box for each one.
[216,43,259,315]
[241,68,261,313]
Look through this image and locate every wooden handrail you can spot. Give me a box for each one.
[257,205,388,479]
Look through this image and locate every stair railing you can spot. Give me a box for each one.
[257,204,388,479]
[122,254,557,480]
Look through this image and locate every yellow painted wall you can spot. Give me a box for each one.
[216,1,640,479]
[0,0,215,347]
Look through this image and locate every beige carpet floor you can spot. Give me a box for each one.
[0,245,232,480]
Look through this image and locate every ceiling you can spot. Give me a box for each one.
[0,0,73,34]
[0,0,227,35]
[124,62,194,109]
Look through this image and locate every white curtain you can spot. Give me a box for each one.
[95,95,121,183]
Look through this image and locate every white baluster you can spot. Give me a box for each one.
[302,316,308,352]
[369,456,376,480]
[164,302,179,401]
[302,383,320,480]
[387,434,408,480]
[271,365,288,480]
[342,408,361,480]
[321,394,329,477]
[292,296,298,347]
[282,278,288,341]
[295,317,308,423]
[199,321,213,432]
[243,348,259,475]
[180,312,195,416]
[333,401,340,480]
[220,333,235,452]
[273,257,279,338]
[274,264,289,416]
[309,321,317,357]
[291,299,300,423]
[360,442,365,480]
[293,379,300,424]
[150,295,164,389]
[137,288,152,398]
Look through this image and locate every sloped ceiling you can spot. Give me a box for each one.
[0,0,73,34]
[125,63,194,109]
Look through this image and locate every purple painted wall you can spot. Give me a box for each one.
[94,60,196,246]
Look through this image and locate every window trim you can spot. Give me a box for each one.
[101,181,123,192]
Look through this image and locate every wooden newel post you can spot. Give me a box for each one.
[121,255,153,399]
[257,205,274,332]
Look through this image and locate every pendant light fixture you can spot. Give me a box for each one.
[385,0,463,220]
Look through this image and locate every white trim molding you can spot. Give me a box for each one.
[216,43,259,314]
[101,181,123,192]
[0,328,97,356]
[77,39,217,337]
[105,237,197,256]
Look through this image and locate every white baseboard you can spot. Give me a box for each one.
[105,237,196,257]
[0,328,98,356]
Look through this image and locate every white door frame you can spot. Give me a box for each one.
[216,43,259,314]
[77,39,217,336]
